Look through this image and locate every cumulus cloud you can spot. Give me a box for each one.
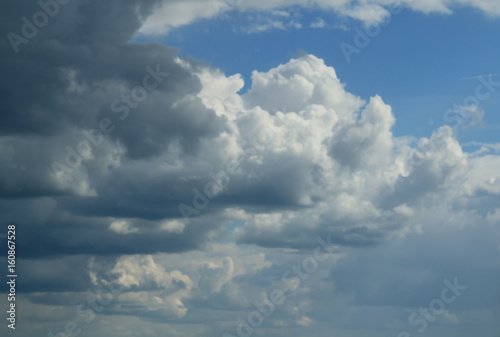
[93,255,194,318]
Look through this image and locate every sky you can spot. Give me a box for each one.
[0,1,500,337]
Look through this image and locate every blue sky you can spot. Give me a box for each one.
[2,1,500,337]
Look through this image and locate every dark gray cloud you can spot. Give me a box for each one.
[0,1,231,263]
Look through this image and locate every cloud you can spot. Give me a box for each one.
[0,0,233,259]
[2,2,499,258]
[109,220,139,234]
[138,0,228,35]
[103,255,193,318]
[240,10,303,33]
[310,18,325,28]
[2,2,500,336]
[136,0,500,36]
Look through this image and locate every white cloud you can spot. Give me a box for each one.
[107,255,193,318]
[175,53,500,251]
[137,0,500,36]
[296,315,314,326]
[109,220,139,234]
[241,10,302,34]
[138,0,224,35]
[441,310,460,324]
[159,219,185,233]
[310,18,325,28]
